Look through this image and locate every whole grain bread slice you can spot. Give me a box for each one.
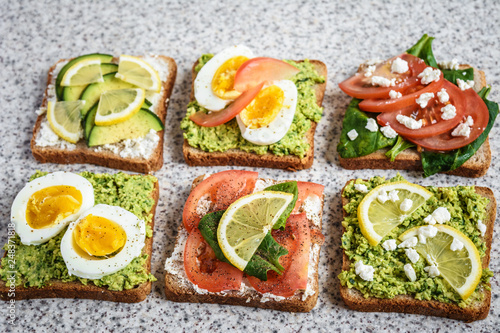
[164,175,325,312]
[31,56,177,174]
[182,60,327,171]
[339,179,496,322]
[0,178,160,303]
[338,66,492,178]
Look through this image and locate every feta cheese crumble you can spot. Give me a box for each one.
[377,190,389,204]
[388,190,399,203]
[391,57,409,74]
[441,104,457,120]
[399,198,413,212]
[418,67,441,85]
[405,248,420,263]
[347,129,358,141]
[371,76,396,87]
[354,183,368,193]
[424,264,440,278]
[380,124,398,139]
[398,236,418,249]
[423,207,451,225]
[437,88,449,103]
[439,59,459,70]
[450,238,464,251]
[404,264,417,282]
[365,118,378,132]
[389,90,402,99]
[382,239,397,251]
[417,225,438,244]
[396,115,422,130]
[364,65,376,77]
[416,92,434,108]
[477,220,487,237]
[451,116,474,138]
[355,261,374,281]
[457,78,475,91]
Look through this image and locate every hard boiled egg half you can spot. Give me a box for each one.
[194,45,254,111]
[11,172,95,245]
[60,204,146,279]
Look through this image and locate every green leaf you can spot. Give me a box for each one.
[263,181,298,230]
[441,67,474,84]
[385,136,415,162]
[198,211,231,264]
[406,34,438,67]
[337,99,397,158]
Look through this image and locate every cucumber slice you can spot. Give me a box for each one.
[56,53,113,100]
[62,63,118,101]
[88,108,164,147]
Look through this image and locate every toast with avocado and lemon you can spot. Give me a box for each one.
[164,170,325,312]
[337,35,499,178]
[339,175,496,322]
[0,171,159,303]
[31,54,177,174]
[181,46,327,171]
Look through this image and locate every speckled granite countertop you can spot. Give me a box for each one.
[1,0,499,331]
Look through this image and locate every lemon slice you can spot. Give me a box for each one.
[399,225,482,299]
[358,181,433,246]
[95,88,145,125]
[116,55,161,92]
[60,59,104,86]
[46,100,85,143]
[217,191,294,270]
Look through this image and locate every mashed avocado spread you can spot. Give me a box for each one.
[181,55,325,158]
[339,175,493,307]
[0,171,157,291]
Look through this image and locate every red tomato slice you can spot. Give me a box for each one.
[292,181,325,213]
[190,82,264,127]
[184,229,243,292]
[377,81,465,139]
[405,88,489,151]
[247,213,311,297]
[183,170,258,232]
[338,54,428,99]
[233,57,300,92]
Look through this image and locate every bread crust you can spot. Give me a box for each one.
[182,59,327,171]
[0,178,160,303]
[339,180,496,322]
[31,56,177,174]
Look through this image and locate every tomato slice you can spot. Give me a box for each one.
[292,181,325,213]
[338,54,428,99]
[377,81,465,139]
[405,89,489,151]
[184,229,243,292]
[183,170,258,232]
[247,213,311,297]
[190,82,264,127]
[233,57,300,92]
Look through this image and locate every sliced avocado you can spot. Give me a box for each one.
[62,63,119,101]
[80,72,136,116]
[56,53,113,100]
[83,103,98,140]
[88,108,164,147]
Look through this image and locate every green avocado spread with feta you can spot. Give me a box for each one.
[338,174,493,307]
[0,171,157,291]
[181,55,325,158]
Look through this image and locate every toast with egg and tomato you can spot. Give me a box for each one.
[0,171,159,303]
[164,170,325,312]
[181,46,327,171]
[336,34,498,178]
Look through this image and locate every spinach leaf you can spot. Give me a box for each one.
[263,181,298,230]
[421,87,499,177]
[198,211,230,264]
[406,34,438,67]
[441,67,474,84]
[385,136,415,162]
[337,99,397,158]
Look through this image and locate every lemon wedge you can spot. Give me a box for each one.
[358,181,433,246]
[399,225,482,299]
[116,55,161,92]
[217,191,294,271]
[95,88,145,126]
[46,100,85,143]
[60,59,104,86]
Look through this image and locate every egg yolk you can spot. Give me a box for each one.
[26,185,83,229]
[73,214,127,257]
[211,56,249,100]
[239,85,285,129]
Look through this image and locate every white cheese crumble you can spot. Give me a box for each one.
[302,195,322,227]
[389,90,402,99]
[365,118,378,132]
[477,220,487,237]
[437,88,449,103]
[398,236,418,249]
[347,129,358,141]
[451,116,474,138]
[354,261,374,281]
[377,190,389,204]
[196,194,212,217]
[416,92,434,108]
[423,207,451,225]
[354,183,368,193]
[396,115,422,130]
[441,104,457,120]
[36,121,78,150]
[94,129,160,159]
[371,76,396,87]
[391,57,409,74]
[450,238,464,251]
[380,124,398,139]
[457,78,475,91]
[364,65,376,77]
[399,198,413,212]
[424,264,440,278]
[439,59,459,70]
[382,239,397,251]
[417,225,438,244]
[418,67,441,85]
[364,59,383,66]
[252,178,277,193]
[405,248,420,264]
[388,190,399,203]
[404,264,417,282]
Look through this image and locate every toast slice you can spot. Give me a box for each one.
[338,66,492,178]
[164,175,325,312]
[182,60,327,171]
[0,173,160,303]
[31,55,177,174]
[339,179,496,322]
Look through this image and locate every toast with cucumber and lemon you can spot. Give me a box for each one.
[339,175,496,322]
[31,53,177,173]
[164,170,325,312]
[0,171,159,303]
[181,45,327,171]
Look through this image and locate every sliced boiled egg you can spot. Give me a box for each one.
[11,172,94,245]
[194,45,254,111]
[236,80,297,145]
[60,204,146,279]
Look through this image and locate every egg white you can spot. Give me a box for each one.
[236,80,298,145]
[11,172,95,245]
[60,204,146,280]
[194,45,254,111]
